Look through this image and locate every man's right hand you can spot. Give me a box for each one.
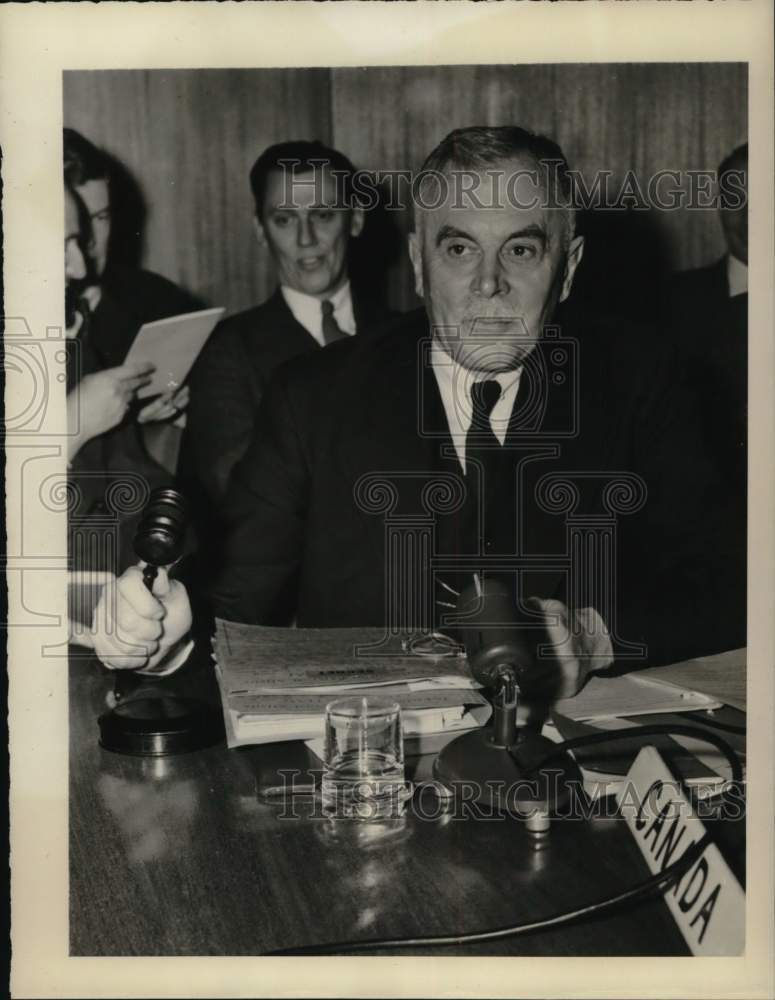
[91,565,192,672]
[68,361,155,458]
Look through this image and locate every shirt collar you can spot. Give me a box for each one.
[280,281,354,343]
[430,338,522,404]
[727,254,748,297]
[281,280,351,316]
[429,338,524,472]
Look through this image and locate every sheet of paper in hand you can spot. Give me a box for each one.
[123,306,224,399]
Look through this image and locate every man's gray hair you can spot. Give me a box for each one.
[414,125,577,245]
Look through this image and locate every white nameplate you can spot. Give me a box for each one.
[616,745,744,955]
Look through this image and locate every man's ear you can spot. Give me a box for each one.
[559,234,585,303]
[253,215,268,247]
[408,231,424,299]
[349,207,365,239]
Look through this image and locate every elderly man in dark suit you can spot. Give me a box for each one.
[183,140,393,507]
[94,126,738,696]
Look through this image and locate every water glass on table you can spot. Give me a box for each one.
[322,696,410,819]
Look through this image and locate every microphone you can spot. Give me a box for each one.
[433,574,580,821]
[133,487,188,592]
[454,575,545,693]
[452,574,561,748]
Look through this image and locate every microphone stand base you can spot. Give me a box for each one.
[432,726,581,819]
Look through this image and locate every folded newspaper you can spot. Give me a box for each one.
[212,619,491,748]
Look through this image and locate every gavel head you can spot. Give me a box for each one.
[133,488,188,568]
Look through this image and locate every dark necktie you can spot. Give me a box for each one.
[465,380,504,550]
[321,299,346,345]
[465,380,502,474]
[434,381,504,614]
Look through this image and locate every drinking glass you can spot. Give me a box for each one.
[321,696,409,819]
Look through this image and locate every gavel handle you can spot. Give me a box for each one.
[114,564,158,703]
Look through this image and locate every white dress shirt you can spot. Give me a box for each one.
[726,254,748,298]
[430,340,523,472]
[280,282,356,345]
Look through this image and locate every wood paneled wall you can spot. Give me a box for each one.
[63,69,332,312]
[64,64,747,317]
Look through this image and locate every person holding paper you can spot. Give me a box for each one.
[93,126,740,694]
[63,128,203,392]
[64,126,201,483]
[65,185,155,453]
[65,187,157,460]
[181,140,394,510]
[64,177,187,573]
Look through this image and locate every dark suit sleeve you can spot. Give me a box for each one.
[133,270,204,321]
[209,369,311,625]
[612,341,744,667]
[100,268,204,336]
[185,326,260,504]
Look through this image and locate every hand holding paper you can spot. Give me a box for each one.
[138,384,191,424]
[67,361,155,459]
[122,307,224,400]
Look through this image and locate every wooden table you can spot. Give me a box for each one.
[69,651,745,957]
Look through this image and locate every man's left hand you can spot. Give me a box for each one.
[529,598,614,699]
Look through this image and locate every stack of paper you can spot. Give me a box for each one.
[554,671,722,721]
[212,619,491,748]
[548,667,741,798]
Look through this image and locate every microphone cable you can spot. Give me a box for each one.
[269,831,713,955]
[267,723,742,956]
[532,722,743,785]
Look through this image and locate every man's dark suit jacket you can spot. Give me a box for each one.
[68,267,202,572]
[664,258,747,496]
[663,257,747,645]
[213,307,742,668]
[183,287,393,506]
